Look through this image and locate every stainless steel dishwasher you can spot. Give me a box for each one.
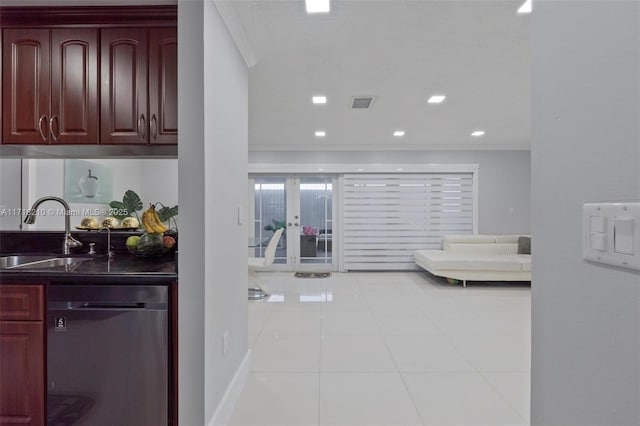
[47,284,169,426]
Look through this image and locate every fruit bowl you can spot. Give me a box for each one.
[127,245,176,258]
[126,233,177,258]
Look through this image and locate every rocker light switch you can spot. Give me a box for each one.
[591,233,605,251]
[590,216,605,233]
[237,206,244,226]
[614,217,634,255]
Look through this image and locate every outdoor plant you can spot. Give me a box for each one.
[302,226,316,236]
[264,219,286,233]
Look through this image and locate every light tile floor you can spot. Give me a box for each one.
[229,272,531,426]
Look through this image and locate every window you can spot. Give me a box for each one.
[342,173,475,270]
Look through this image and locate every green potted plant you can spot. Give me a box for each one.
[264,219,286,247]
[109,190,178,231]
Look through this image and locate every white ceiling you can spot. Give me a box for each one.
[224,0,531,151]
[6,0,530,152]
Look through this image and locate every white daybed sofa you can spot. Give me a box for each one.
[413,235,531,287]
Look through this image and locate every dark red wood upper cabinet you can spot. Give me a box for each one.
[100,28,149,145]
[1,8,177,147]
[1,28,98,145]
[148,28,177,145]
[101,27,177,145]
[2,29,50,145]
[50,29,99,144]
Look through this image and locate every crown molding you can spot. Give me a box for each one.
[248,144,531,152]
[248,163,480,174]
[213,0,257,68]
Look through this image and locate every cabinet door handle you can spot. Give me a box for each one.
[38,115,48,141]
[151,114,158,140]
[138,114,146,141]
[50,115,59,142]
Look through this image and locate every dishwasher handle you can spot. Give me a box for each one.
[48,301,167,311]
[76,302,146,310]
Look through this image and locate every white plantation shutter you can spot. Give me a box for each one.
[342,173,475,270]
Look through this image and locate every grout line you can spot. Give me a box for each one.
[477,371,531,425]
[243,271,531,426]
[378,333,428,426]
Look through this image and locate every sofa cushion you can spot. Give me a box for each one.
[414,250,524,272]
[517,236,531,254]
[514,255,531,271]
[443,242,518,255]
[443,235,497,244]
[494,235,522,244]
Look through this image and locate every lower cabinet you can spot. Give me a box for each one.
[0,322,44,426]
[0,281,176,425]
[0,284,45,426]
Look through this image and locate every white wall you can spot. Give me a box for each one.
[178,1,249,425]
[141,160,179,210]
[203,1,249,422]
[16,159,177,230]
[249,150,531,235]
[0,159,22,230]
[531,2,640,425]
[178,1,206,424]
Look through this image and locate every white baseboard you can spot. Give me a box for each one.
[207,350,251,426]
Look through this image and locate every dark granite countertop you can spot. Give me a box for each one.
[0,253,177,284]
[0,231,177,284]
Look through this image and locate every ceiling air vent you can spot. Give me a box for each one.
[351,96,375,109]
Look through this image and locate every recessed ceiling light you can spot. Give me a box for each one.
[517,0,532,14]
[471,130,486,137]
[312,95,327,104]
[318,168,325,171]
[428,95,446,104]
[357,168,364,172]
[393,130,406,137]
[305,0,330,14]
[315,131,326,137]
[396,168,403,171]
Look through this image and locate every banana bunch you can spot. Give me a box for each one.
[141,204,168,234]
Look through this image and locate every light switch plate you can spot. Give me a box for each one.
[583,202,640,272]
[237,206,244,226]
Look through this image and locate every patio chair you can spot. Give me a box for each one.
[248,228,283,300]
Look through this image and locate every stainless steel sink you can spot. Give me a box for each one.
[0,255,94,270]
[0,255,55,269]
[13,257,93,269]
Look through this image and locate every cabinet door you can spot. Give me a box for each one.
[100,28,148,144]
[148,28,178,145]
[0,321,44,426]
[50,29,98,144]
[0,285,43,321]
[2,29,50,145]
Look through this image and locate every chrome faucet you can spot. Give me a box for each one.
[98,227,114,258]
[24,196,83,254]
